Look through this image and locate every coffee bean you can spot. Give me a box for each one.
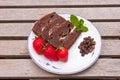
[78,36,96,56]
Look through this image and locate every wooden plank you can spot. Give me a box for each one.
[102,40,120,56]
[0,40,28,57]
[30,79,116,80]
[59,79,117,80]
[0,59,120,78]
[0,8,120,20]
[0,23,32,37]
[0,0,119,6]
[93,22,120,37]
[0,40,119,57]
[30,78,117,80]
[0,22,120,37]
[30,79,59,80]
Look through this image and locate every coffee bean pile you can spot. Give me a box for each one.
[78,36,96,56]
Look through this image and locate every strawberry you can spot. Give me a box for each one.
[57,47,68,62]
[33,37,44,54]
[43,45,58,61]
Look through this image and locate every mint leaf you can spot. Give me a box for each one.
[70,15,88,32]
[79,19,84,25]
[81,26,88,32]
[70,14,79,27]
[76,25,81,32]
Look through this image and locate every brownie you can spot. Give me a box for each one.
[41,16,66,41]
[49,21,70,47]
[62,29,81,49]
[32,12,81,49]
[49,21,81,48]
[32,12,58,36]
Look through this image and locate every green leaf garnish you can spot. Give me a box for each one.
[70,14,88,32]
[76,26,81,32]
[81,26,88,32]
[70,14,79,27]
[79,19,84,25]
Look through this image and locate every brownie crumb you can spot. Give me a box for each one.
[78,36,96,56]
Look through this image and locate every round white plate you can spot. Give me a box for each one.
[28,14,102,74]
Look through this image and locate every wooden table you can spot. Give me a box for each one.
[0,0,120,80]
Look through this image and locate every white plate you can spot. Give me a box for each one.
[28,14,102,74]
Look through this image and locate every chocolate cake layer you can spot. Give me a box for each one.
[49,21,81,48]
[41,16,66,41]
[62,29,81,49]
[32,12,58,36]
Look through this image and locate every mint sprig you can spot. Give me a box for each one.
[70,14,88,32]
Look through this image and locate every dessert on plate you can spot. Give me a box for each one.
[27,12,101,74]
[32,12,95,62]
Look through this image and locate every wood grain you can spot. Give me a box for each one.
[0,40,119,57]
[30,79,59,80]
[0,23,32,37]
[0,0,119,6]
[0,8,120,20]
[0,0,119,79]
[0,40,28,57]
[0,22,120,37]
[0,59,120,78]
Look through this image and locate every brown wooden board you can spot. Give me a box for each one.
[0,0,119,6]
[0,8,120,20]
[0,59,119,78]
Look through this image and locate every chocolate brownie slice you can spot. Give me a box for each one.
[41,16,66,41]
[32,12,58,36]
[49,21,81,48]
[32,12,81,49]
[62,28,81,49]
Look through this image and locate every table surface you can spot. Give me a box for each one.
[0,0,120,79]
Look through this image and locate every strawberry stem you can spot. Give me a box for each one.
[56,46,64,50]
[40,47,46,54]
[35,36,38,39]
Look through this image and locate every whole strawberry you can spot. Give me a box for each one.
[57,47,68,62]
[33,37,44,54]
[43,45,58,61]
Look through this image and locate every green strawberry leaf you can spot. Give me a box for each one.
[70,14,79,27]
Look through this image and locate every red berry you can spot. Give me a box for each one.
[33,38,44,54]
[57,48,68,62]
[43,45,58,61]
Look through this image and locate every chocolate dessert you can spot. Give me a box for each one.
[32,12,81,49]
[32,12,59,37]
